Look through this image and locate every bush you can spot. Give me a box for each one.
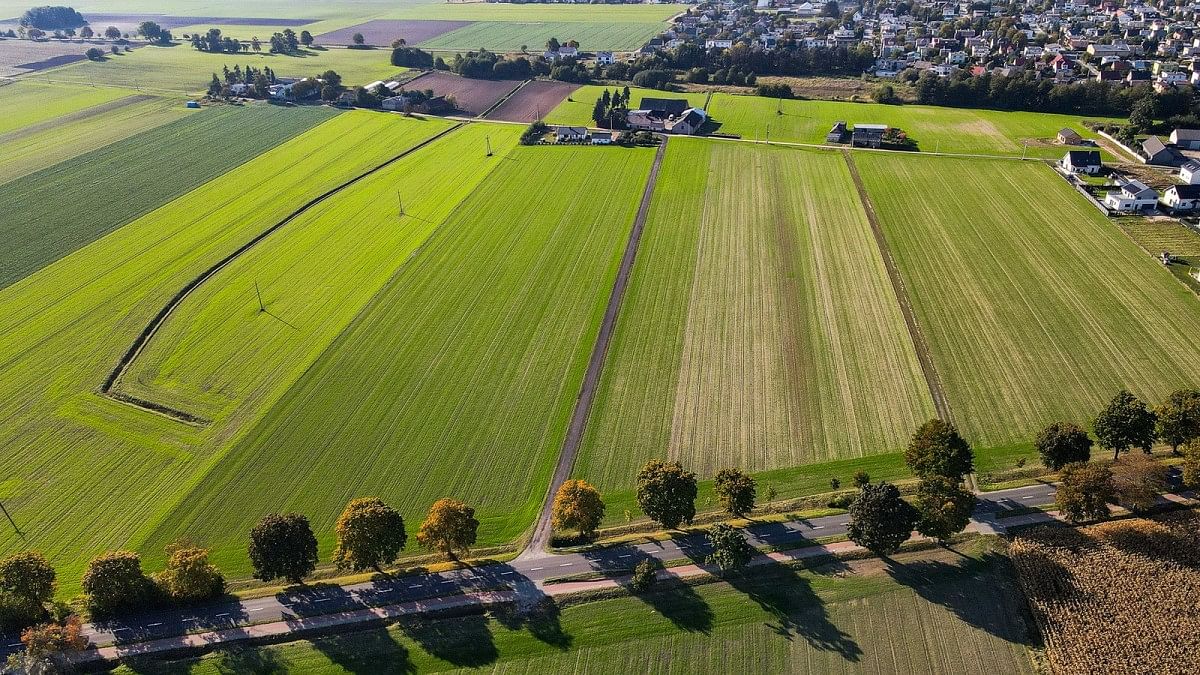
[85,47,103,60]
[631,69,674,90]
[629,558,659,593]
[755,83,793,99]
[520,120,549,145]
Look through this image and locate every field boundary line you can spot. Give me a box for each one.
[479,78,531,119]
[841,151,957,426]
[521,137,669,559]
[98,122,466,423]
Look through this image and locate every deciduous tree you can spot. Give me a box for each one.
[905,419,974,480]
[1035,421,1093,470]
[1055,462,1113,523]
[333,497,407,572]
[0,552,55,618]
[1182,438,1200,489]
[136,20,162,42]
[704,523,755,574]
[1093,389,1156,460]
[103,25,120,39]
[1110,452,1168,513]
[629,558,658,593]
[1154,388,1200,452]
[713,468,756,518]
[248,513,318,584]
[18,616,87,670]
[635,460,697,529]
[154,543,225,603]
[417,499,478,559]
[913,476,975,542]
[551,480,605,537]
[300,30,313,47]
[81,551,152,616]
[846,482,917,555]
[852,470,871,489]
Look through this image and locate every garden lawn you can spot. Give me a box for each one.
[140,145,657,576]
[548,85,1121,159]
[857,154,1200,462]
[114,542,1035,674]
[575,139,933,498]
[35,44,403,93]
[0,103,336,290]
[0,111,442,595]
[0,94,189,185]
[0,80,130,135]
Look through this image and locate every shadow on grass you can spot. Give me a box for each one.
[579,548,714,634]
[395,610,497,668]
[308,623,415,674]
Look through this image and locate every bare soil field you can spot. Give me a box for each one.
[407,70,520,116]
[1010,510,1200,674]
[0,38,99,75]
[486,79,578,122]
[315,20,471,47]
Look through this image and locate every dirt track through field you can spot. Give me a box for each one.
[100,123,464,422]
[842,150,952,423]
[522,138,668,558]
[0,93,156,145]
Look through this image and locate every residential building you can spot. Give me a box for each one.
[1163,184,1200,211]
[1104,179,1159,212]
[1060,150,1102,174]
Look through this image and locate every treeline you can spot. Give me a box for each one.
[911,70,1196,118]
[391,45,592,84]
[19,5,85,30]
[189,27,314,55]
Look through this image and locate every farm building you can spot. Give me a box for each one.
[827,121,849,143]
[596,51,615,65]
[1169,128,1200,149]
[556,126,589,143]
[627,110,666,132]
[639,97,689,117]
[1162,184,1200,212]
[1060,150,1102,174]
[1057,128,1084,145]
[1104,179,1159,213]
[1181,159,1200,184]
[665,108,707,135]
[591,131,613,145]
[851,124,888,148]
[1142,136,1185,166]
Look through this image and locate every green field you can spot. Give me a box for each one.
[575,140,933,498]
[420,21,669,53]
[548,86,1121,159]
[135,144,656,575]
[0,94,189,185]
[0,103,336,290]
[384,4,682,22]
[37,45,402,93]
[115,543,1034,674]
[858,154,1200,456]
[0,80,131,135]
[0,111,451,594]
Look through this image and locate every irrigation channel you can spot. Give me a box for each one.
[100,123,465,424]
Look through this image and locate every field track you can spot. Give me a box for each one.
[524,137,668,556]
[102,123,464,421]
[842,150,951,423]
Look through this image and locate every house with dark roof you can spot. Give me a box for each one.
[1143,136,1185,166]
[639,97,689,116]
[1180,159,1200,184]
[665,108,707,135]
[851,123,888,148]
[1060,150,1102,174]
[827,121,849,143]
[1057,128,1084,145]
[1104,179,1159,212]
[1163,184,1200,212]
[555,126,589,143]
[1170,128,1200,149]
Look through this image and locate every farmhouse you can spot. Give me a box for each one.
[1169,128,1200,149]
[556,126,589,143]
[1059,150,1102,174]
[626,110,666,132]
[851,124,888,148]
[1181,159,1200,184]
[1057,128,1084,145]
[639,97,689,117]
[1142,136,1185,166]
[1104,179,1159,213]
[827,121,849,143]
[595,51,614,65]
[591,131,613,145]
[1162,184,1200,212]
[665,108,707,135]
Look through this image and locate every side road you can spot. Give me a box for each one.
[4,481,1083,662]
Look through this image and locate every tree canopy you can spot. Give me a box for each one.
[913,476,974,542]
[1055,462,1113,523]
[417,498,479,559]
[1154,388,1200,451]
[713,468,757,518]
[1035,421,1093,470]
[248,513,319,584]
[154,543,225,603]
[1110,453,1168,513]
[847,482,917,555]
[905,419,974,480]
[333,497,407,572]
[81,551,152,616]
[704,523,755,574]
[20,6,85,30]
[551,480,605,537]
[635,459,697,529]
[1093,389,1157,460]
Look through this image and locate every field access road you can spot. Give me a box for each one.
[0,481,1063,659]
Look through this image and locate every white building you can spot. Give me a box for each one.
[1104,180,1159,212]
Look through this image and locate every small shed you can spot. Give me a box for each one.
[186,100,201,109]
[1057,128,1083,145]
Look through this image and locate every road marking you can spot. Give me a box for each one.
[183,617,199,622]
[113,628,131,632]
[7,643,21,648]
[312,598,330,603]
[812,525,825,530]
[500,571,515,576]
[215,613,230,618]
[618,554,632,558]
[408,584,422,589]
[1022,496,1035,499]
[248,607,265,612]
[146,622,162,627]
[529,567,543,571]
[559,563,573,567]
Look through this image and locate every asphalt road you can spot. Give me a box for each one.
[0,481,1064,656]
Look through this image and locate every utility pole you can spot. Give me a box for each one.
[0,501,17,535]
[254,281,265,313]
[1022,142,1028,160]
[397,191,406,218]
[486,135,493,157]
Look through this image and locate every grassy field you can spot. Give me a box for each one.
[0,111,449,594]
[547,86,1122,159]
[36,44,402,93]
[857,154,1200,461]
[0,103,336,290]
[383,4,682,22]
[419,21,668,52]
[0,80,131,135]
[115,541,1035,674]
[120,120,504,429]
[136,144,657,575]
[575,140,933,499]
[0,94,189,185]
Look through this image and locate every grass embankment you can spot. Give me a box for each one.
[0,111,449,596]
[0,103,337,290]
[547,85,1122,159]
[140,144,658,577]
[858,154,1200,464]
[115,539,1036,674]
[575,139,933,509]
[0,94,189,185]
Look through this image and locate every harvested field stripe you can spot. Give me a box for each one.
[102,123,464,417]
[478,79,529,119]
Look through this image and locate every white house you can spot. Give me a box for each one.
[1180,159,1200,184]
[591,131,613,145]
[705,39,733,50]
[1162,184,1200,211]
[1104,179,1159,212]
[1060,150,1102,174]
[595,51,614,65]
[555,126,589,143]
[1170,128,1200,149]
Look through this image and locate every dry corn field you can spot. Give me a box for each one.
[1010,511,1200,674]
[576,139,934,492]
